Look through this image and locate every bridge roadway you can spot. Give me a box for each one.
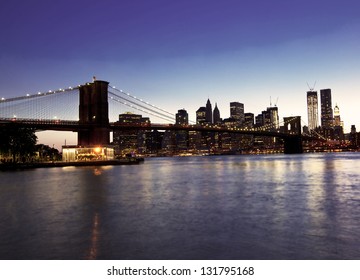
[0,118,300,139]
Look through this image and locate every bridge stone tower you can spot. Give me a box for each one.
[283,116,303,154]
[78,80,110,146]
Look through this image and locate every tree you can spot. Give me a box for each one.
[0,127,37,162]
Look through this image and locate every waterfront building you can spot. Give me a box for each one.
[320,89,333,128]
[112,112,150,155]
[307,91,319,130]
[230,102,244,126]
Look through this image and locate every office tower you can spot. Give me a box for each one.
[255,113,263,127]
[267,106,279,129]
[175,109,189,150]
[196,107,206,124]
[176,109,189,125]
[307,91,319,130]
[213,103,221,124]
[333,104,342,127]
[244,113,254,128]
[113,113,150,155]
[205,99,213,124]
[230,102,244,125]
[320,89,333,128]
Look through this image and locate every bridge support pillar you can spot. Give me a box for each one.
[284,136,303,154]
[283,116,303,154]
[78,80,110,146]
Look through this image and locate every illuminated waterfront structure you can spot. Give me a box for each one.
[307,90,319,130]
[113,112,150,155]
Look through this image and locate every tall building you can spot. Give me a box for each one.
[113,112,150,155]
[333,104,344,141]
[213,103,221,124]
[175,109,189,150]
[307,91,319,130]
[196,107,206,124]
[205,99,213,124]
[320,89,333,128]
[244,113,254,128]
[267,106,279,130]
[333,104,342,126]
[230,102,244,126]
[176,109,189,125]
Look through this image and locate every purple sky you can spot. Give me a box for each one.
[1,0,360,148]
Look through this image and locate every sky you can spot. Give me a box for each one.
[1,0,360,149]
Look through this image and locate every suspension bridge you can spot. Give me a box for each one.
[0,79,310,154]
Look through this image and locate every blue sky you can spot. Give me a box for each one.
[1,0,360,148]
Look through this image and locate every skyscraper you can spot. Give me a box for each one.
[196,107,206,124]
[175,109,189,150]
[205,99,213,124]
[320,89,333,128]
[333,104,341,126]
[230,102,244,126]
[307,91,319,130]
[176,109,189,125]
[213,103,221,124]
[267,106,279,129]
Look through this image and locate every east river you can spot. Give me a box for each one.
[0,153,359,260]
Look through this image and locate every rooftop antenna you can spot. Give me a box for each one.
[274,97,279,107]
[270,96,272,107]
[307,81,317,91]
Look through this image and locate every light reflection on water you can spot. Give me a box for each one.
[0,153,360,259]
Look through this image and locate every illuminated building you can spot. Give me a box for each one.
[230,102,244,126]
[333,104,344,141]
[196,107,206,124]
[320,89,333,128]
[307,91,319,130]
[112,112,150,155]
[175,109,189,150]
[176,109,189,125]
[244,113,254,129]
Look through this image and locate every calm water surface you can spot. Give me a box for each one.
[1,153,360,259]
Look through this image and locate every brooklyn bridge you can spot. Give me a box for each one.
[0,79,313,155]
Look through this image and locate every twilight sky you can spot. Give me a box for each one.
[1,0,360,148]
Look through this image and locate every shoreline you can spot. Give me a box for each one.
[0,158,144,171]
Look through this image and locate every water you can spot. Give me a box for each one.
[1,153,360,260]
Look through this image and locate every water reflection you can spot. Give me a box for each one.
[86,212,100,260]
[1,154,360,259]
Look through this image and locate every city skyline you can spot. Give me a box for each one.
[1,0,360,148]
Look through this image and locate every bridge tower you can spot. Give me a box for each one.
[63,80,114,162]
[78,80,110,146]
[283,116,303,154]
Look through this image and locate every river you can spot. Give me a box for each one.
[0,153,359,259]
